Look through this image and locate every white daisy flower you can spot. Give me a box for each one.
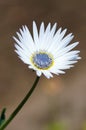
[14,21,81,79]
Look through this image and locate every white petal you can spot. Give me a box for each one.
[21,26,34,47]
[50,23,57,37]
[43,71,53,79]
[33,21,39,45]
[53,27,62,40]
[55,42,79,57]
[14,44,31,57]
[49,66,65,74]
[45,23,51,34]
[13,26,35,52]
[36,70,42,77]
[24,25,34,45]
[57,34,74,49]
[42,23,57,50]
[49,28,67,50]
[64,50,80,56]
[59,28,67,40]
[39,23,51,49]
[39,22,44,41]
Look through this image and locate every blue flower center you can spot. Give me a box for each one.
[33,53,52,69]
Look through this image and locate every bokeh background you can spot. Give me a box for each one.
[0,0,86,130]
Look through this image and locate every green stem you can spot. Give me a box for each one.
[0,76,40,130]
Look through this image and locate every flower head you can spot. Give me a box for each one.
[14,21,81,78]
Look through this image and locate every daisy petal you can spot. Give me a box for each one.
[33,21,39,45]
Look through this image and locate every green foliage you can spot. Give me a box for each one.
[46,122,66,130]
[82,121,86,130]
[0,108,6,126]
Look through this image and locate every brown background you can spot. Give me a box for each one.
[0,0,86,130]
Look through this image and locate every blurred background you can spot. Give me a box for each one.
[0,0,86,130]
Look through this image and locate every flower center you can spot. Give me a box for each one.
[32,52,53,69]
